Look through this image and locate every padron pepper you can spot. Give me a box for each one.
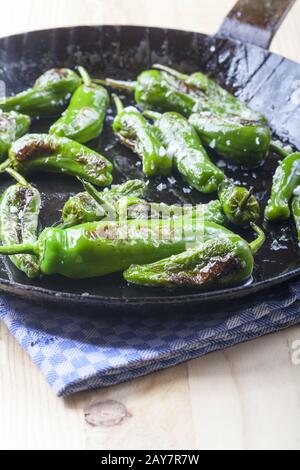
[0,68,81,117]
[124,224,265,289]
[112,95,171,176]
[292,188,300,246]
[95,70,201,117]
[218,180,260,227]
[0,133,113,187]
[62,179,148,226]
[189,112,271,169]
[0,175,41,278]
[0,218,264,281]
[144,110,224,193]
[153,64,266,122]
[265,152,300,222]
[50,67,109,143]
[0,111,31,161]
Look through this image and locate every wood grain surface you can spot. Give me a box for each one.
[0,0,300,450]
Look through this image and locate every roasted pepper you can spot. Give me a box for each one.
[0,179,41,278]
[292,189,300,246]
[0,111,31,161]
[50,67,109,143]
[0,134,113,187]
[112,95,171,176]
[153,64,266,122]
[0,219,264,281]
[189,113,270,169]
[62,179,148,226]
[218,180,260,227]
[0,68,81,118]
[265,152,300,221]
[124,224,265,288]
[144,110,224,193]
[96,70,201,117]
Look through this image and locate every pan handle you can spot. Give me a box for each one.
[218,0,296,49]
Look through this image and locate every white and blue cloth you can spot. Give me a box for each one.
[1,279,300,397]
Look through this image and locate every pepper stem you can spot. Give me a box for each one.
[249,224,266,255]
[93,78,137,92]
[5,167,29,186]
[143,110,162,121]
[81,179,115,215]
[112,94,124,114]
[270,140,292,159]
[78,66,92,86]
[0,242,38,256]
[0,159,11,173]
[152,64,188,82]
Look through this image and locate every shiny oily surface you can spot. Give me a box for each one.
[0,25,300,307]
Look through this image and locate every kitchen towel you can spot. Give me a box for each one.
[1,278,300,397]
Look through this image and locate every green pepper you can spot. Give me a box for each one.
[2,134,113,187]
[144,110,224,193]
[0,68,81,118]
[153,64,266,122]
[50,67,109,143]
[112,95,171,176]
[189,113,271,169]
[117,197,225,225]
[0,218,261,280]
[0,111,31,161]
[124,224,265,288]
[218,180,260,227]
[0,180,41,278]
[265,152,300,221]
[96,70,201,117]
[292,189,300,246]
[62,179,148,226]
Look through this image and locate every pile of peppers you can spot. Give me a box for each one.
[1,60,294,291]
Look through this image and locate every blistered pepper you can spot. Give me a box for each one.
[124,224,265,289]
[189,113,271,169]
[0,218,262,280]
[0,177,41,278]
[112,95,171,176]
[0,68,81,117]
[0,133,113,187]
[292,189,300,246]
[144,110,224,193]
[0,111,31,161]
[153,64,266,122]
[50,67,109,143]
[265,152,300,221]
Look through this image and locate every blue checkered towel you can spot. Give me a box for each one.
[1,279,300,397]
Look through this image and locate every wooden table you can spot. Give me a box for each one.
[0,0,300,450]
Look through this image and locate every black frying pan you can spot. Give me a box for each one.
[0,0,299,310]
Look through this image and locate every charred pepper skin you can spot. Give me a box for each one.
[62,179,148,226]
[8,134,113,187]
[265,152,300,222]
[0,68,81,118]
[189,113,271,169]
[153,64,267,122]
[218,180,260,227]
[50,67,109,143]
[0,111,31,161]
[112,96,171,176]
[145,111,224,193]
[0,183,41,278]
[124,225,265,289]
[0,219,257,280]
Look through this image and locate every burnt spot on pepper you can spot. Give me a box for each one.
[14,139,57,162]
[76,154,108,170]
[168,253,241,287]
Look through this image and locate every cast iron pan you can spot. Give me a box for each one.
[0,0,299,309]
